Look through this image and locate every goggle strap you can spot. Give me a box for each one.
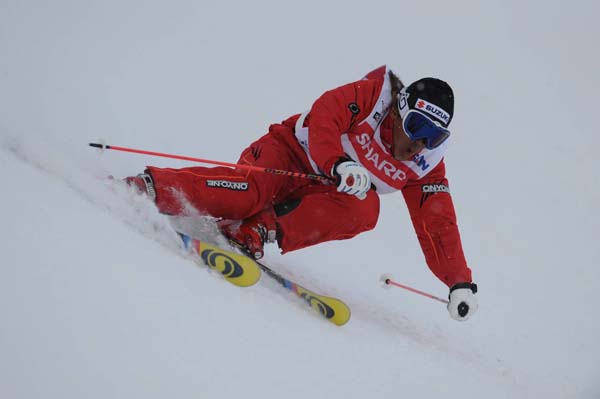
[397,87,410,120]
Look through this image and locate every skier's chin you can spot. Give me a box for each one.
[393,151,414,161]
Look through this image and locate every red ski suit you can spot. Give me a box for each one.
[147,66,472,288]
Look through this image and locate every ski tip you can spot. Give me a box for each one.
[295,286,351,326]
[323,297,351,326]
[332,307,351,326]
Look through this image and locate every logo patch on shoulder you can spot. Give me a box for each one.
[206,180,249,191]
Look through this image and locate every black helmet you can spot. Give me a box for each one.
[399,78,454,128]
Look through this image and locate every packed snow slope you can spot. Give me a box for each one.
[1,1,598,398]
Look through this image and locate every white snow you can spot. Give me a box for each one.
[1,1,599,398]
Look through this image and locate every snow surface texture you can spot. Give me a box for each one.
[1,1,599,398]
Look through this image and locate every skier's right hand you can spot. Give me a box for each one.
[332,158,371,200]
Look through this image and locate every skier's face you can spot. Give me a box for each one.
[391,98,427,161]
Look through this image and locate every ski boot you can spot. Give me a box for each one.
[123,172,156,201]
[219,208,278,260]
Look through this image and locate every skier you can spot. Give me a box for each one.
[125,65,478,321]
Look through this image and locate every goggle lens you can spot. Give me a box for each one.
[402,111,450,149]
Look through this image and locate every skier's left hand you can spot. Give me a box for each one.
[447,282,478,321]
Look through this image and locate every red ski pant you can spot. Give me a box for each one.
[146,123,380,253]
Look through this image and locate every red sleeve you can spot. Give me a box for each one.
[307,79,383,175]
[401,160,473,288]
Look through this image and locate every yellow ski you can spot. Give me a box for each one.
[256,260,351,326]
[179,232,351,325]
[181,234,261,287]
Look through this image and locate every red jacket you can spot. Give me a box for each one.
[287,66,472,287]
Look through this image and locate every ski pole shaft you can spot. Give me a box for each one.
[383,277,449,304]
[89,143,334,183]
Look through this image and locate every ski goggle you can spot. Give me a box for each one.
[402,109,451,150]
[397,88,451,150]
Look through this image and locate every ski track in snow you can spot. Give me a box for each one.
[2,134,179,252]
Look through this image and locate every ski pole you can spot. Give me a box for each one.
[89,143,334,183]
[380,274,449,304]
